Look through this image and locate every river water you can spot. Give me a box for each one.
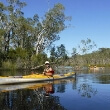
[0,69,110,110]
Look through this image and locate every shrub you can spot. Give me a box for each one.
[2,61,17,70]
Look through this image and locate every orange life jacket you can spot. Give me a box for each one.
[45,67,54,74]
[47,70,54,74]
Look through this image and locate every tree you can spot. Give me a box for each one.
[78,38,97,54]
[50,46,56,62]
[0,0,26,52]
[56,44,67,59]
[31,53,48,68]
[0,0,71,69]
[35,3,68,54]
[70,38,97,67]
[0,2,7,51]
[50,44,68,65]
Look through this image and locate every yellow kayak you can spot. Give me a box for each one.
[0,72,75,85]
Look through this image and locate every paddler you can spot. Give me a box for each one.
[43,61,54,76]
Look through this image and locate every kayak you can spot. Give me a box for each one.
[0,78,75,93]
[0,72,75,85]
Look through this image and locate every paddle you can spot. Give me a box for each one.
[46,75,54,80]
[31,64,45,70]
[31,62,55,70]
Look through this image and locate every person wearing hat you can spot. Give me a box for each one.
[43,61,54,76]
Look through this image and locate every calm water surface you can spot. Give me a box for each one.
[0,70,110,110]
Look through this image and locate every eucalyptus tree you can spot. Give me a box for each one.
[0,0,70,69]
[98,48,110,66]
[71,48,78,66]
[1,1,69,55]
[50,44,68,65]
[35,3,68,55]
[78,38,97,54]
[0,2,7,51]
[56,44,67,59]
[71,38,97,67]
[13,17,33,48]
[78,38,97,65]
[50,46,56,62]
[0,0,26,52]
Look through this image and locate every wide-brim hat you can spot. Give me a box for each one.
[45,61,50,64]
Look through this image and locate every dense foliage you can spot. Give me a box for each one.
[0,0,69,69]
[50,44,68,65]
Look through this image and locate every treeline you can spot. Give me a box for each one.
[67,48,110,67]
[49,46,110,67]
[49,41,110,68]
[0,0,70,70]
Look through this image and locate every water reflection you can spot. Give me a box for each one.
[0,82,67,110]
[78,83,97,98]
[43,83,54,97]
[71,76,98,98]
[96,74,110,84]
[56,81,67,93]
[0,71,110,110]
[0,78,99,110]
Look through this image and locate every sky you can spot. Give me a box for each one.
[1,0,110,55]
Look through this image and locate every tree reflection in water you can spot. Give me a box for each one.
[78,83,97,98]
[56,81,67,93]
[0,79,99,109]
[97,74,110,84]
[0,83,67,110]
